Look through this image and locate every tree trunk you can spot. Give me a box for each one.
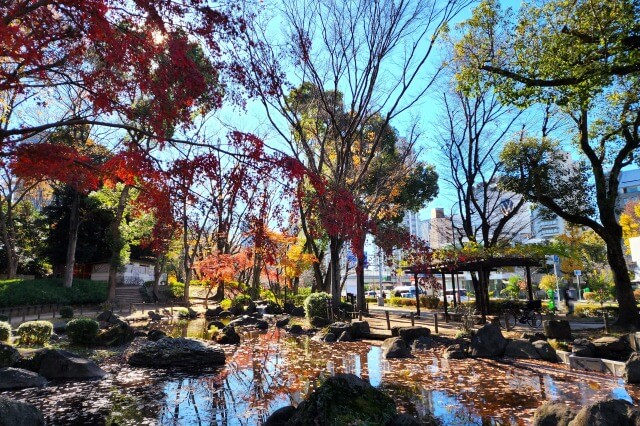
[355,238,366,313]
[292,276,299,294]
[605,237,640,327]
[107,185,131,303]
[329,237,342,307]
[63,191,81,288]
[250,252,262,299]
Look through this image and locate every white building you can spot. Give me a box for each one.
[618,168,640,209]
[91,260,165,285]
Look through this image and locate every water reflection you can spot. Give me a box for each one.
[1,325,639,425]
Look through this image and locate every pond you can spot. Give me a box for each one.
[2,320,639,425]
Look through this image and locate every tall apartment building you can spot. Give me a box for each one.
[429,208,454,249]
[401,210,421,238]
[618,169,640,208]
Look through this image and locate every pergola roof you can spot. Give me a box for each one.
[403,256,542,275]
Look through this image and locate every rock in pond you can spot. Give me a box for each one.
[148,310,163,321]
[412,336,435,351]
[392,326,431,342]
[288,324,303,334]
[572,338,596,358]
[208,320,226,330]
[323,333,337,343]
[128,337,225,368]
[264,405,296,425]
[275,317,290,328]
[444,344,468,360]
[95,320,135,347]
[0,343,19,368]
[382,337,411,359]
[0,367,47,390]
[337,331,352,342]
[504,339,541,360]
[532,401,576,426]
[286,374,397,425]
[214,326,241,345]
[569,398,640,426]
[205,306,223,318]
[20,349,106,380]
[471,324,508,358]
[329,322,351,337]
[593,336,630,361]
[624,352,640,384]
[0,397,45,426]
[218,310,233,318]
[148,329,168,342]
[543,320,572,340]
[350,320,370,338]
[533,340,558,362]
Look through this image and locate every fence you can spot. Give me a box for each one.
[0,301,187,325]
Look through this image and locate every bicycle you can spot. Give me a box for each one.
[500,300,543,329]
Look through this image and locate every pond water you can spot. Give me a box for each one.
[2,320,639,425]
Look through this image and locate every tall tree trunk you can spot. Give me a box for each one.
[605,236,640,326]
[250,252,262,299]
[152,254,167,302]
[107,185,131,302]
[355,237,366,313]
[0,206,17,279]
[292,276,299,294]
[329,237,342,307]
[63,191,81,288]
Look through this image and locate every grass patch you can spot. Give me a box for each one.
[0,278,108,308]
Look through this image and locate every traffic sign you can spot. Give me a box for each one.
[574,270,581,276]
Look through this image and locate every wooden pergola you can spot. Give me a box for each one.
[404,256,542,323]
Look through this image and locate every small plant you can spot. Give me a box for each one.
[16,320,53,346]
[220,298,232,310]
[547,339,569,352]
[304,292,331,319]
[232,294,253,307]
[175,307,190,319]
[59,306,74,319]
[66,317,100,345]
[458,304,476,336]
[0,321,11,342]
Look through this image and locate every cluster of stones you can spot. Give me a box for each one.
[264,373,438,426]
[533,398,640,425]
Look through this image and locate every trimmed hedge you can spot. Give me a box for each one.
[66,317,100,345]
[0,321,11,342]
[304,292,331,319]
[17,320,53,345]
[574,304,619,318]
[0,279,108,308]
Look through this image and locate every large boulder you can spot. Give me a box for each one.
[337,331,352,342]
[0,397,45,426]
[505,339,541,360]
[288,325,303,334]
[148,310,163,321]
[226,315,258,328]
[443,344,468,360]
[205,306,223,318]
[128,337,225,368]
[624,352,640,384]
[382,337,412,359]
[544,320,572,340]
[148,329,168,342]
[412,336,435,351]
[568,399,640,426]
[572,338,596,358]
[0,343,19,368]
[310,316,331,327]
[593,336,630,361]
[214,326,240,345]
[264,405,296,425]
[95,321,135,347]
[533,401,576,426]
[471,324,508,358]
[533,340,558,362]
[397,327,431,343]
[329,322,351,337]
[286,374,397,425]
[21,349,106,379]
[0,368,47,390]
[275,317,290,328]
[350,321,370,338]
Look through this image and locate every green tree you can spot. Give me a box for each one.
[457,0,640,327]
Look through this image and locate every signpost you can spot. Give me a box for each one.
[546,255,561,308]
[574,270,582,301]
